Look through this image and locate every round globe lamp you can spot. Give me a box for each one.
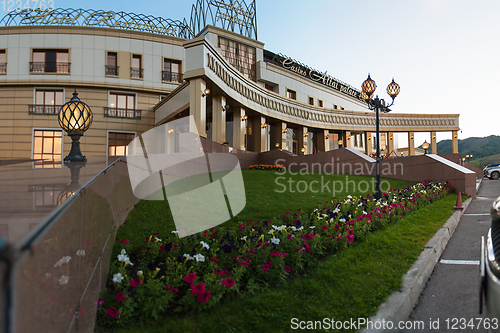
[58,89,93,162]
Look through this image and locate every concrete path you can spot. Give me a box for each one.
[402,178,500,332]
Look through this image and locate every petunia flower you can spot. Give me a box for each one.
[270,238,280,245]
[112,273,123,283]
[284,266,291,273]
[130,278,143,287]
[209,257,219,262]
[183,272,197,284]
[197,290,211,303]
[221,278,236,288]
[194,254,205,262]
[106,306,119,318]
[214,268,224,275]
[191,283,205,295]
[114,293,126,303]
[166,285,178,293]
[238,261,249,267]
[58,275,69,285]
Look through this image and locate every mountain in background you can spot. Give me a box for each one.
[437,135,500,168]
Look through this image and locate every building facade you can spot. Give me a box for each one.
[0,1,460,167]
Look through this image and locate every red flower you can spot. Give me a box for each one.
[39,281,50,290]
[130,279,143,287]
[223,270,231,276]
[346,234,355,243]
[120,239,130,245]
[261,264,270,272]
[166,285,178,293]
[238,261,249,266]
[209,235,214,239]
[284,266,291,273]
[287,234,294,240]
[114,292,126,303]
[183,272,197,284]
[214,268,224,275]
[210,257,219,262]
[321,226,328,230]
[230,255,242,261]
[191,283,206,295]
[106,306,119,318]
[197,290,211,303]
[240,227,245,231]
[159,246,165,251]
[221,278,236,288]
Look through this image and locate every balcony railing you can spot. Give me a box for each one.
[0,63,6,74]
[104,107,141,119]
[130,67,144,79]
[28,104,62,115]
[162,71,183,83]
[106,65,119,76]
[30,62,70,74]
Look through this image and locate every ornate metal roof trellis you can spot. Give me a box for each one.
[190,0,257,40]
[0,8,193,38]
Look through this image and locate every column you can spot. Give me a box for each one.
[297,126,305,155]
[430,131,437,154]
[251,116,266,152]
[345,131,352,148]
[364,132,371,155]
[317,130,329,152]
[408,132,415,156]
[452,130,458,154]
[189,78,207,137]
[280,122,287,150]
[387,132,394,155]
[232,107,246,150]
[271,121,283,150]
[211,95,226,144]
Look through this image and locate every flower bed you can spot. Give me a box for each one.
[97,181,453,326]
[248,164,285,171]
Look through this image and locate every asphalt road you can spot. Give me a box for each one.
[401,178,500,333]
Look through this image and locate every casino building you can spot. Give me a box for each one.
[0,0,460,166]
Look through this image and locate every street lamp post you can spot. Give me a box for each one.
[241,115,248,150]
[361,74,400,200]
[422,140,430,155]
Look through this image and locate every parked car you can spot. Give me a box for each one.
[480,196,500,332]
[484,164,500,180]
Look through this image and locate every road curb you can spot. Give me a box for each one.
[360,196,473,333]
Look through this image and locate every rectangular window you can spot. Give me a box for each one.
[30,89,64,114]
[309,97,314,105]
[163,59,183,83]
[0,50,6,74]
[108,132,135,157]
[131,54,143,78]
[265,84,274,92]
[106,52,118,76]
[31,49,70,73]
[106,93,140,119]
[318,100,323,107]
[286,89,296,100]
[218,37,256,82]
[33,129,63,167]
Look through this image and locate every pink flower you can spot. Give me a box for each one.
[221,278,236,288]
[106,306,119,318]
[159,246,165,251]
[197,290,211,303]
[130,279,143,287]
[287,234,294,240]
[321,226,328,230]
[261,264,271,272]
[346,235,355,243]
[214,268,224,275]
[230,255,242,261]
[284,266,291,273]
[114,293,126,303]
[183,272,197,284]
[210,257,219,262]
[238,262,249,267]
[191,283,205,295]
[120,239,130,245]
[166,285,178,293]
[223,270,231,276]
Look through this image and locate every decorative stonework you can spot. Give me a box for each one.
[206,52,459,131]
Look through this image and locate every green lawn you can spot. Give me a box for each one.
[97,171,458,333]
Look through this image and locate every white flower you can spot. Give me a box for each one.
[271,237,280,245]
[59,275,69,285]
[112,273,123,283]
[172,230,179,234]
[183,253,194,260]
[241,236,247,241]
[54,256,72,268]
[76,249,85,257]
[268,230,275,235]
[363,211,367,215]
[309,226,316,229]
[333,208,340,214]
[194,254,205,262]
[117,254,129,262]
[137,270,143,276]
[339,218,346,223]
[155,237,162,242]
[121,249,126,255]
[358,202,363,207]
[200,241,210,250]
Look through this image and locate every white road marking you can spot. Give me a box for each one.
[463,213,491,216]
[439,259,480,265]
